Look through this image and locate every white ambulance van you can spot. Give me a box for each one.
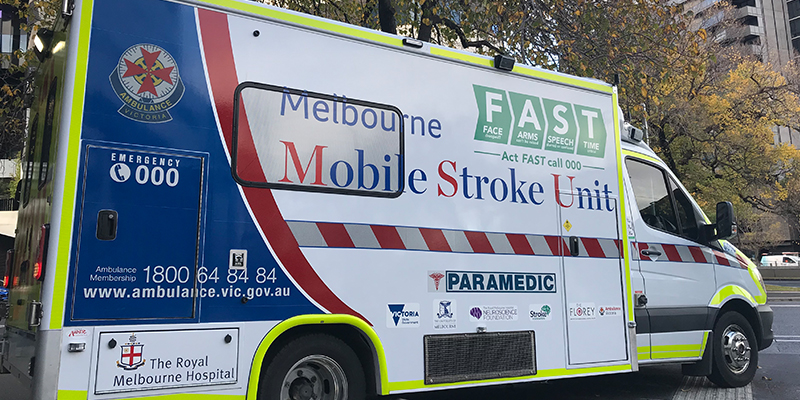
[0,0,772,398]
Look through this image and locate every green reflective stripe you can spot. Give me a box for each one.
[637,345,651,360]
[747,267,767,304]
[386,364,630,392]
[700,331,710,355]
[513,68,613,93]
[55,391,87,400]
[430,47,492,67]
[50,0,95,331]
[57,391,242,400]
[612,91,634,323]
[710,285,756,306]
[732,246,768,305]
[247,315,389,397]
[651,344,703,352]
[651,350,702,359]
[621,149,661,165]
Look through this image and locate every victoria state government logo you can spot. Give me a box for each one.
[109,44,184,123]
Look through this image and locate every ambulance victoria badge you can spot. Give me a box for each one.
[110,44,184,123]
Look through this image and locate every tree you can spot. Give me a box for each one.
[0,0,58,159]
[263,0,508,53]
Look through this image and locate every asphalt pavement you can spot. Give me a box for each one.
[765,279,800,288]
[752,303,800,399]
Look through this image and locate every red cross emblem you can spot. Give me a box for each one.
[122,47,175,96]
[117,343,145,370]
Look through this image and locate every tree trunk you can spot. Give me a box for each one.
[378,0,397,34]
[417,0,436,42]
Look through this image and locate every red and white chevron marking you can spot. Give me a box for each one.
[286,221,751,269]
[287,221,621,258]
[632,242,749,269]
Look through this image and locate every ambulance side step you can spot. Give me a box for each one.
[423,331,536,384]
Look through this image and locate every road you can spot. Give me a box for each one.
[765,279,800,288]
[752,303,800,399]
[1,305,798,399]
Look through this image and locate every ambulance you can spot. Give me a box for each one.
[0,0,772,398]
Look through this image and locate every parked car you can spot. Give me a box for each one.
[760,255,800,267]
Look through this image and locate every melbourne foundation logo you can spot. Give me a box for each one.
[110,44,184,123]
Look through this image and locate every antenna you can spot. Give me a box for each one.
[641,103,650,145]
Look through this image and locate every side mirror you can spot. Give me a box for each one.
[715,201,737,240]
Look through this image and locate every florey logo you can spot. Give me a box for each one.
[110,44,184,123]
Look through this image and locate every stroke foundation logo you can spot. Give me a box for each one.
[110,44,185,123]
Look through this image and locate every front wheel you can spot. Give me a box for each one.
[708,311,758,387]
[259,334,366,400]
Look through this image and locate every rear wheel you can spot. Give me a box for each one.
[708,311,758,388]
[259,334,366,400]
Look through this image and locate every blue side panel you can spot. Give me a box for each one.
[64,0,319,326]
[71,143,205,321]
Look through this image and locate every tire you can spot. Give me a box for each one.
[259,334,366,400]
[708,311,758,388]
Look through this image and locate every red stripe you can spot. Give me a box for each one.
[544,236,565,256]
[419,229,451,252]
[370,225,405,250]
[581,238,605,258]
[689,246,707,263]
[636,242,650,260]
[735,253,750,269]
[506,234,534,255]
[317,223,355,248]
[714,252,730,266]
[464,231,494,254]
[198,10,369,323]
[661,244,682,262]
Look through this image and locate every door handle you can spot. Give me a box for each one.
[569,236,580,257]
[641,249,661,257]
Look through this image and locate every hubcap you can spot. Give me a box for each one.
[281,355,347,400]
[721,324,751,374]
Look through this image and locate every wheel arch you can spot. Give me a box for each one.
[715,298,763,348]
[247,314,388,399]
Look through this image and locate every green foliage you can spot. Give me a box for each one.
[0,0,58,159]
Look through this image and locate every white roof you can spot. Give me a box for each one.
[0,211,18,238]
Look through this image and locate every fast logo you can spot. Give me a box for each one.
[387,303,420,328]
[110,44,185,123]
[473,85,607,158]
